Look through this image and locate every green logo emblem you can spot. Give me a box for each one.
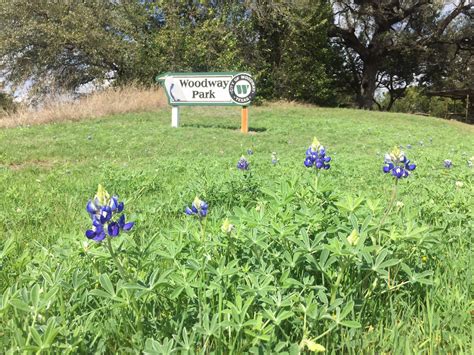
[229,74,256,105]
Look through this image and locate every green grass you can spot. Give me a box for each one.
[0,104,473,353]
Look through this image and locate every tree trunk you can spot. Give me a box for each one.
[385,95,396,111]
[359,61,377,109]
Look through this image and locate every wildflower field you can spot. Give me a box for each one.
[0,105,472,353]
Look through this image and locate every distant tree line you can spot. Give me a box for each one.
[0,0,472,119]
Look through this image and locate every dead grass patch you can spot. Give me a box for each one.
[0,85,167,128]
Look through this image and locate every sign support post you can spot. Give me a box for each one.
[241,106,248,134]
[171,106,180,128]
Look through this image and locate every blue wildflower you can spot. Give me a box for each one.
[304,137,331,170]
[406,144,412,149]
[247,149,254,155]
[444,159,452,168]
[237,156,250,170]
[185,196,208,218]
[382,147,416,179]
[85,184,134,242]
[271,152,278,165]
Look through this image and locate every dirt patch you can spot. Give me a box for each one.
[6,159,57,171]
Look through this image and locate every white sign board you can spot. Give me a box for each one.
[156,72,256,106]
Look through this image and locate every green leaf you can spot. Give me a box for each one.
[340,320,361,328]
[0,237,15,259]
[99,274,115,296]
[88,289,113,299]
[379,258,400,269]
[30,326,43,347]
[10,299,31,312]
[43,319,60,346]
[374,249,388,269]
[170,287,184,300]
[340,300,354,320]
[275,310,294,324]
[30,284,40,309]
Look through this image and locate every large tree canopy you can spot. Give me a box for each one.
[0,0,337,105]
[1,0,471,112]
[328,0,473,109]
[0,1,148,97]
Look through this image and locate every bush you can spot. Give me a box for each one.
[385,87,467,119]
[0,92,17,114]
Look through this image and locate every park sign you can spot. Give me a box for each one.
[156,72,256,106]
[156,72,256,133]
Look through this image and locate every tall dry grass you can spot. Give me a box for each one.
[0,85,168,128]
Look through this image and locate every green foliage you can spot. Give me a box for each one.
[0,1,146,97]
[0,1,337,105]
[244,1,336,105]
[0,92,17,114]
[0,106,472,352]
[383,87,466,119]
[329,0,472,110]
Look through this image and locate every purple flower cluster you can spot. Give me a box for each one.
[237,156,250,170]
[185,197,208,218]
[304,138,331,170]
[443,159,452,168]
[85,185,134,242]
[382,147,416,179]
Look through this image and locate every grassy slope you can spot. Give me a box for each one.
[0,104,473,352]
[1,105,472,221]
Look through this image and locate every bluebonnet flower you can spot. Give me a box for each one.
[237,156,250,170]
[185,196,208,218]
[221,218,234,234]
[271,152,279,165]
[304,137,331,170]
[382,147,416,179]
[406,144,412,149]
[247,149,254,155]
[85,185,134,242]
[443,159,452,168]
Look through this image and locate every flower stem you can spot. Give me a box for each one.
[314,325,337,341]
[198,217,208,327]
[24,309,38,351]
[105,237,143,333]
[106,237,130,281]
[314,171,319,192]
[200,217,207,242]
[330,261,346,304]
[377,179,399,244]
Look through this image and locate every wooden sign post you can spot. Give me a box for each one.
[241,106,249,134]
[156,72,256,133]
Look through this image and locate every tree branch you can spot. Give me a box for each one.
[328,25,368,60]
[433,1,472,39]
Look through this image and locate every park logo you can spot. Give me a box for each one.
[228,74,256,105]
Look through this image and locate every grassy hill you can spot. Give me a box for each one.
[0,104,472,353]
